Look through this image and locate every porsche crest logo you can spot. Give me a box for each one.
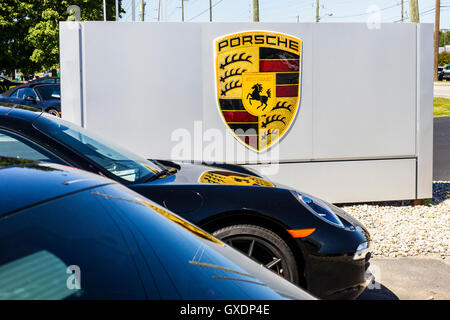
[199,171,274,187]
[215,31,302,152]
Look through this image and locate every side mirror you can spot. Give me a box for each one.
[24,96,36,103]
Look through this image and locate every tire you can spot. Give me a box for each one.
[212,224,299,284]
[46,108,61,117]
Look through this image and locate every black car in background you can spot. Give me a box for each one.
[439,64,450,81]
[438,66,444,81]
[27,76,60,84]
[0,104,372,300]
[0,76,20,94]
[0,83,61,117]
[0,157,314,300]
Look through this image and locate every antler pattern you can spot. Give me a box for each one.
[261,115,286,128]
[204,176,225,184]
[220,68,247,82]
[221,80,242,96]
[261,129,279,141]
[220,53,252,69]
[271,101,293,112]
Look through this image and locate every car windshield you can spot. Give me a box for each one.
[35,78,59,84]
[32,114,161,183]
[35,84,60,100]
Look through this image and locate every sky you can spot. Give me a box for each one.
[118,0,450,29]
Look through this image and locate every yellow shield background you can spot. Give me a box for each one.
[214,31,302,152]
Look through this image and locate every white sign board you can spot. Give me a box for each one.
[60,22,433,203]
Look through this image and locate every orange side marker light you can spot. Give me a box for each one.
[287,228,316,238]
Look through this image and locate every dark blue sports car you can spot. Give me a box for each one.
[0,156,314,300]
[0,83,61,117]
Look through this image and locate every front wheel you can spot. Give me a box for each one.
[212,224,299,284]
[46,108,61,117]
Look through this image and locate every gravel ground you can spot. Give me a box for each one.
[340,181,449,260]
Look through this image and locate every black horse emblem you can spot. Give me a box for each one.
[246,84,271,110]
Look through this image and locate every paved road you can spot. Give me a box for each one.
[434,116,450,181]
[358,257,450,300]
[434,82,450,98]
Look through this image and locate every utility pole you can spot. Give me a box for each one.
[401,0,404,22]
[409,0,419,23]
[132,0,136,21]
[141,0,145,21]
[182,0,184,21]
[103,0,107,21]
[253,0,259,22]
[210,0,212,22]
[434,0,440,81]
[316,0,319,22]
[158,0,160,21]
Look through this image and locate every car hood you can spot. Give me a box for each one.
[147,161,278,188]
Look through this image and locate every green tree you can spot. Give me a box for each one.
[0,0,123,75]
[0,1,38,75]
[438,52,450,66]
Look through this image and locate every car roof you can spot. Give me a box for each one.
[0,157,115,217]
[30,76,59,80]
[3,82,59,96]
[27,77,59,84]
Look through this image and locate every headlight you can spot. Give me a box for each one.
[353,241,370,260]
[291,191,344,228]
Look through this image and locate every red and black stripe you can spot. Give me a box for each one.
[259,47,299,98]
[219,98,259,149]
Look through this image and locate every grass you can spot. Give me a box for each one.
[434,97,450,117]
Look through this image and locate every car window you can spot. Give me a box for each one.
[15,88,37,100]
[0,189,149,299]
[9,89,19,98]
[0,129,66,164]
[33,115,160,183]
[35,85,60,100]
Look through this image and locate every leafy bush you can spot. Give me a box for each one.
[438,52,450,66]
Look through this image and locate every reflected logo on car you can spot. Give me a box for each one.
[199,170,274,187]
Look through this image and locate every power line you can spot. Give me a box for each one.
[393,6,450,22]
[187,0,225,21]
[168,5,179,18]
[329,3,401,19]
